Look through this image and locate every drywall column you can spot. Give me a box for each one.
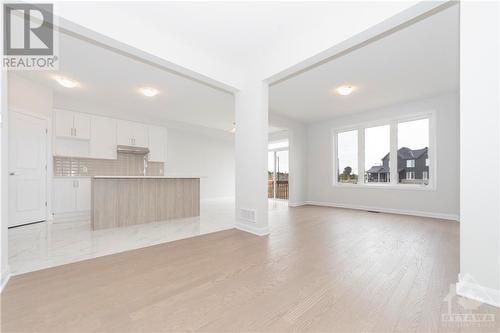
[0,1,9,291]
[234,81,269,235]
[458,1,500,307]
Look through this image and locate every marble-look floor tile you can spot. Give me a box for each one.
[9,198,236,275]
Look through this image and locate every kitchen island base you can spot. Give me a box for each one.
[91,177,200,230]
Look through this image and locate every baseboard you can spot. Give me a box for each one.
[456,274,500,308]
[288,201,306,207]
[1,267,11,293]
[305,201,460,221]
[235,222,270,236]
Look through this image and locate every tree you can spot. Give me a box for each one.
[343,166,352,180]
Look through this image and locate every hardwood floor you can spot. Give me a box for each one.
[1,205,498,332]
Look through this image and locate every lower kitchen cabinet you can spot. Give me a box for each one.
[53,178,91,219]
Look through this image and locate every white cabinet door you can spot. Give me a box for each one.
[148,126,166,162]
[54,109,74,138]
[133,123,149,147]
[53,178,77,214]
[90,115,117,159]
[73,112,91,140]
[117,120,134,146]
[76,179,91,211]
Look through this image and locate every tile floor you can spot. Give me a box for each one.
[8,198,236,275]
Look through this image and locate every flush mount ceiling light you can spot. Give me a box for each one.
[139,87,159,97]
[335,85,356,96]
[54,76,78,88]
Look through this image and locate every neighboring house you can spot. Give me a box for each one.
[366,147,429,184]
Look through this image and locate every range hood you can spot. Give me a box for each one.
[117,145,150,155]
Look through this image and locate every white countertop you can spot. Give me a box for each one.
[92,175,202,179]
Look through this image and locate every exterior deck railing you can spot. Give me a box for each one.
[268,180,289,199]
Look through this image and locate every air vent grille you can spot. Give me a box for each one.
[239,208,256,223]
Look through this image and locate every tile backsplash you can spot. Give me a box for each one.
[54,153,164,177]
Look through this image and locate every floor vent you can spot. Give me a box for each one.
[239,208,256,223]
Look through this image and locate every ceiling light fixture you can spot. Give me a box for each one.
[54,76,78,88]
[335,85,356,96]
[139,87,159,97]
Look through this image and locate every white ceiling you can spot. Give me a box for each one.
[269,5,459,123]
[15,32,235,132]
[55,1,417,85]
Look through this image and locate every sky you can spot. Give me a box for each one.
[337,118,429,175]
[268,141,289,173]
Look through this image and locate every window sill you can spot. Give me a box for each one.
[333,182,436,191]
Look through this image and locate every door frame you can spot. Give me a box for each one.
[8,108,51,227]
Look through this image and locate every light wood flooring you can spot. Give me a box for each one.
[1,205,498,332]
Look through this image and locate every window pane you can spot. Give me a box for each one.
[365,125,390,183]
[337,130,358,184]
[397,118,429,185]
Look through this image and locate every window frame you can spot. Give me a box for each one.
[406,159,415,168]
[332,111,436,191]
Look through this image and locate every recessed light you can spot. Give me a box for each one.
[139,87,159,97]
[335,85,356,96]
[54,76,78,88]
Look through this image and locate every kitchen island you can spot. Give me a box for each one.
[91,176,200,230]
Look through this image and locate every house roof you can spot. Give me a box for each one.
[366,165,390,174]
[382,147,428,161]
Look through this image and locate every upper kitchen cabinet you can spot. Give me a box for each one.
[90,115,117,159]
[148,125,167,162]
[54,109,91,140]
[117,120,149,147]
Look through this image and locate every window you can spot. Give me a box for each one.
[336,130,358,184]
[365,125,390,183]
[334,114,433,189]
[397,118,429,185]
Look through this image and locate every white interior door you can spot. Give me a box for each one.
[9,111,47,227]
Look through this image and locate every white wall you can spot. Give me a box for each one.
[458,0,500,304]
[8,74,53,118]
[166,128,234,200]
[0,44,8,291]
[306,92,459,219]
